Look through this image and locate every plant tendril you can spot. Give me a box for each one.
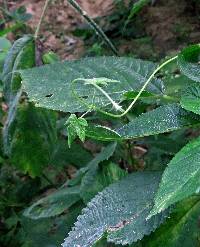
[71,55,178,118]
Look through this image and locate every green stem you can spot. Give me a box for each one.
[89,82,124,112]
[71,56,178,119]
[67,0,118,55]
[94,56,178,118]
[34,0,51,39]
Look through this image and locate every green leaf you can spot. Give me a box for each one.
[123,90,155,100]
[180,83,200,115]
[117,103,200,139]
[24,186,80,219]
[2,35,35,104]
[128,0,150,20]
[177,44,200,82]
[50,141,92,168]
[0,37,11,71]
[11,104,57,177]
[80,162,127,203]
[85,104,200,142]
[0,23,23,37]
[86,125,122,141]
[42,51,60,64]
[66,114,88,147]
[149,136,200,218]
[142,196,200,247]
[68,142,117,187]
[20,57,164,113]
[2,35,35,155]
[21,203,83,247]
[63,172,169,246]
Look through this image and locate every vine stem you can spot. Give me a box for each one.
[88,82,124,112]
[80,110,91,118]
[113,55,178,118]
[67,0,118,55]
[34,0,51,39]
[72,55,178,118]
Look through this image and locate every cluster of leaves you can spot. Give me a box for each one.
[17,40,200,246]
[0,1,200,247]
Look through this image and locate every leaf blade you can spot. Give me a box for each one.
[20,57,165,113]
[149,136,200,217]
[62,172,169,246]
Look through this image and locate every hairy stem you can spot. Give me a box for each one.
[34,0,51,39]
[67,0,118,55]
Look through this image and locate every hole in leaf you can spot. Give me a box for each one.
[45,94,53,98]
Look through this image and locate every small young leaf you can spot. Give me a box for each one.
[149,136,200,218]
[66,114,88,147]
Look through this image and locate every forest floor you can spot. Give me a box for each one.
[4,0,200,60]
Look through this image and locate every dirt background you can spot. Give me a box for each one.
[2,0,200,59]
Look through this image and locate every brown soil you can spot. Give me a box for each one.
[2,0,200,59]
[142,0,200,56]
[4,0,114,59]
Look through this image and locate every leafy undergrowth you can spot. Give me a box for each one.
[0,1,200,247]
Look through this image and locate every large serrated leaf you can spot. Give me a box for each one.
[84,104,200,142]
[149,136,200,218]
[62,172,169,247]
[116,103,200,139]
[20,57,164,113]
